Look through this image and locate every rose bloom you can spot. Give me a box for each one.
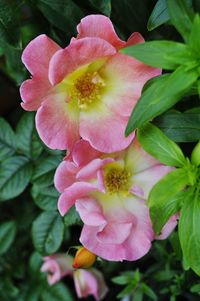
[41,254,108,300]
[20,14,160,153]
[55,139,177,261]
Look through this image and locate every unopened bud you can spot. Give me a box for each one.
[72,247,97,269]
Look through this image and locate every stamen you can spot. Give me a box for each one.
[105,168,131,194]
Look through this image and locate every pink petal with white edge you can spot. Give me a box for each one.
[133,165,172,198]
[126,32,144,47]
[49,37,116,85]
[76,14,125,49]
[72,140,100,167]
[54,161,78,193]
[80,102,134,153]
[156,214,178,240]
[36,94,79,150]
[76,158,113,180]
[97,222,132,244]
[75,198,107,226]
[22,34,60,77]
[20,77,52,111]
[58,182,99,216]
[100,53,161,117]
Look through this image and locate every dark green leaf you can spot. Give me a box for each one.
[36,0,84,35]
[87,0,111,16]
[179,188,200,275]
[125,67,198,134]
[16,113,43,159]
[141,283,157,300]
[147,0,169,30]
[149,169,189,234]
[190,284,200,293]
[0,156,33,201]
[0,118,16,162]
[32,211,64,255]
[31,184,58,211]
[121,41,193,70]
[167,0,194,42]
[63,206,82,227]
[0,220,16,254]
[41,283,74,301]
[138,123,186,167]
[155,110,200,142]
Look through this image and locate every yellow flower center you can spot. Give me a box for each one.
[104,166,131,194]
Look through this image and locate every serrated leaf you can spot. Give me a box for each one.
[149,169,189,234]
[138,123,186,167]
[16,113,43,159]
[125,67,198,134]
[31,184,58,211]
[0,220,16,254]
[41,283,74,301]
[0,156,33,201]
[121,41,193,70]
[147,0,169,31]
[32,211,64,255]
[0,118,16,161]
[179,188,200,275]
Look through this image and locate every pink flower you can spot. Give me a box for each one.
[40,254,108,300]
[20,15,160,153]
[55,139,176,261]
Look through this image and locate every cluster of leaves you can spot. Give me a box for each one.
[1,0,200,300]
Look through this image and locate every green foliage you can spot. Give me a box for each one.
[147,0,169,30]
[0,118,16,161]
[0,221,16,255]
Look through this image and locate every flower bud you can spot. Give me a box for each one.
[72,247,97,269]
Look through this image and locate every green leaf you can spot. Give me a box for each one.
[32,211,64,255]
[138,123,186,167]
[32,155,62,187]
[0,0,20,45]
[63,206,82,227]
[189,14,200,55]
[31,184,58,211]
[0,118,16,162]
[147,0,169,30]
[16,113,43,159]
[191,141,200,166]
[0,156,33,201]
[179,188,200,275]
[141,283,157,300]
[190,284,200,293]
[149,169,189,234]
[125,67,198,134]
[87,0,111,16]
[121,41,193,70]
[155,110,200,142]
[167,0,194,42]
[41,283,74,301]
[36,0,84,35]
[0,220,16,254]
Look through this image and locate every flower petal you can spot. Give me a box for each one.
[72,140,100,167]
[73,269,98,300]
[22,34,60,77]
[156,214,178,240]
[36,94,79,150]
[76,14,125,49]
[49,37,116,85]
[97,222,132,244]
[75,198,107,226]
[58,182,99,216]
[76,158,113,180]
[126,32,144,47]
[54,161,78,193]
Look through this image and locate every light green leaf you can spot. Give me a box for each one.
[167,0,194,42]
[32,211,64,255]
[0,118,16,161]
[16,113,43,159]
[189,14,200,55]
[138,123,186,167]
[179,188,200,275]
[191,141,200,166]
[125,67,198,134]
[147,0,169,31]
[0,156,33,201]
[0,220,16,254]
[41,283,74,301]
[149,169,189,234]
[121,41,193,70]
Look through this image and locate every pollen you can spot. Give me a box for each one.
[104,167,131,194]
[71,72,105,109]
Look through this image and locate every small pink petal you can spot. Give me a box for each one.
[72,140,100,167]
[58,182,99,216]
[126,32,145,47]
[76,14,125,49]
[54,161,78,193]
[76,158,113,180]
[156,214,178,240]
[73,269,98,300]
[49,37,116,85]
